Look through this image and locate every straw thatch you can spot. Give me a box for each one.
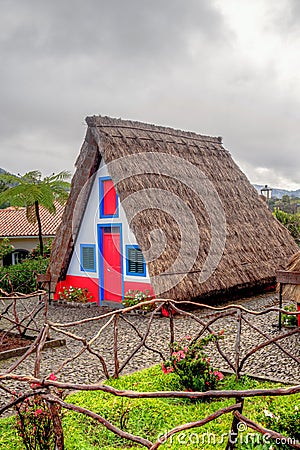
[48,115,299,302]
[282,251,300,303]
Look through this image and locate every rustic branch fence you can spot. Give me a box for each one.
[0,295,300,449]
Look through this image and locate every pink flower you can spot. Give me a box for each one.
[30,382,41,389]
[48,373,57,381]
[162,363,174,374]
[214,371,224,380]
[172,350,186,361]
[34,408,43,416]
[219,329,225,335]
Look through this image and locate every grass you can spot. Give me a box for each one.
[0,365,299,450]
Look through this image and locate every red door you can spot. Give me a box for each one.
[102,227,122,302]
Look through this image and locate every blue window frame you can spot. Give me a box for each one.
[99,177,119,218]
[80,244,96,272]
[126,245,146,277]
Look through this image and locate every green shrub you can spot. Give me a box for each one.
[0,238,13,259]
[162,333,225,392]
[29,239,53,259]
[123,289,154,311]
[58,286,93,303]
[0,257,49,294]
[281,304,298,327]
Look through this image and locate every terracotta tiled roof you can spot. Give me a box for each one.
[0,203,65,237]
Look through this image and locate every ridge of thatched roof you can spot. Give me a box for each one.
[49,115,299,301]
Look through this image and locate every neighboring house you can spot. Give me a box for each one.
[0,204,64,265]
[49,115,298,307]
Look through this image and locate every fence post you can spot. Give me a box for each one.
[225,398,244,450]
[113,313,120,378]
[235,309,242,380]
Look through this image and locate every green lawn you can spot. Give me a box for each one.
[0,365,299,450]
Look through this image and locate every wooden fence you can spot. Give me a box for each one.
[0,296,299,449]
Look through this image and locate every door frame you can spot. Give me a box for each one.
[97,223,124,306]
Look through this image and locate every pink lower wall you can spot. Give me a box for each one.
[54,275,154,305]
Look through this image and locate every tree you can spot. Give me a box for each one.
[0,169,10,208]
[0,238,13,260]
[0,170,71,256]
[273,208,300,247]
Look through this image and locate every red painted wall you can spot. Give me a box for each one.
[54,276,155,304]
[124,281,155,297]
[54,275,99,302]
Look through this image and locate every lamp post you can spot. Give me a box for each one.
[260,185,272,209]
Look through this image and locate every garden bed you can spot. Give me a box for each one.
[0,330,66,361]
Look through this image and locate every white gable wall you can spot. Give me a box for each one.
[67,159,151,290]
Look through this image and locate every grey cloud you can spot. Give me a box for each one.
[0,0,299,189]
[1,0,229,61]
[267,0,300,35]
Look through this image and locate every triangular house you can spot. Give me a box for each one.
[49,116,298,306]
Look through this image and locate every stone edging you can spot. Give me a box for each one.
[0,338,66,361]
[49,300,98,308]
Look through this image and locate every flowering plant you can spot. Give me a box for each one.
[13,373,62,450]
[281,304,298,327]
[58,286,93,303]
[162,332,224,392]
[123,289,154,311]
[29,239,53,259]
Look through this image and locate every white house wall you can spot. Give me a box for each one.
[67,160,151,286]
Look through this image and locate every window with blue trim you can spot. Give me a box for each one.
[80,244,96,272]
[126,245,146,276]
[99,177,119,218]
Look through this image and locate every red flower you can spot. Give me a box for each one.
[48,373,57,381]
[162,363,174,374]
[34,408,43,416]
[214,371,224,380]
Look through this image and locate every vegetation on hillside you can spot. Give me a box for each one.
[267,194,300,246]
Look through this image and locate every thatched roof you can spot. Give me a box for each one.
[49,115,299,301]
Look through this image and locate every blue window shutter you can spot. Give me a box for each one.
[80,245,96,272]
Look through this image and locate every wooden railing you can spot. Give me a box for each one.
[0,297,299,449]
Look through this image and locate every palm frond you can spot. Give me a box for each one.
[45,171,71,183]
[22,171,42,183]
[0,173,23,185]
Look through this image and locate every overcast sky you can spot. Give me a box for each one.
[0,0,299,189]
